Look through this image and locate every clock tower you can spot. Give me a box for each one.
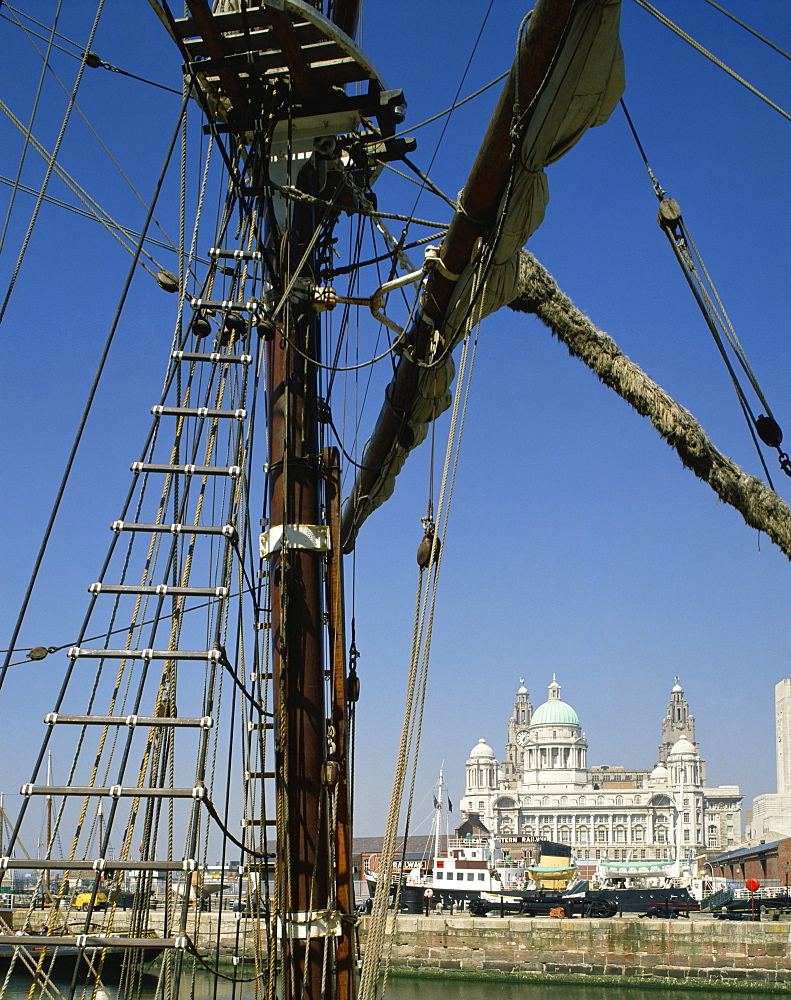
[501,680,532,789]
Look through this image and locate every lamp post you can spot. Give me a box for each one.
[784,862,789,890]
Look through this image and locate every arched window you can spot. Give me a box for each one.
[578,796,586,807]
[596,795,604,806]
[560,796,568,807]
[595,826,607,843]
[542,796,550,807]
[559,826,572,844]
[615,795,623,806]
[633,826,645,843]
[614,826,626,843]
[577,827,589,844]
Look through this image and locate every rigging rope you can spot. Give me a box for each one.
[359,265,483,1000]
[508,251,791,559]
[619,99,788,485]
[701,0,791,63]
[631,0,791,123]
[0,100,165,276]
[0,94,189,698]
[0,0,63,258]
[0,0,106,323]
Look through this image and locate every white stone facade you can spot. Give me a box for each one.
[746,679,791,841]
[462,678,742,861]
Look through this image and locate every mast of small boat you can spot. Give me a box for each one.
[45,751,51,898]
[433,766,446,862]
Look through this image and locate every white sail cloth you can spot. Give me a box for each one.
[343,0,624,547]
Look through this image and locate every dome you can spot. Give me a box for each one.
[650,763,669,780]
[668,736,696,758]
[469,738,495,759]
[530,699,580,726]
[529,676,580,727]
[517,683,528,695]
[672,682,683,693]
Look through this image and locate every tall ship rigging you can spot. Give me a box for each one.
[0,2,789,999]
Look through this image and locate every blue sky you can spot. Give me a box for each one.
[0,1,789,842]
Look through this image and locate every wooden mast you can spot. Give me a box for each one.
[266,157,328,1000]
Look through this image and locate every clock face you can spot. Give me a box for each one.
[516,729,529,747]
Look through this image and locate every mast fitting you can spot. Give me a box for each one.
[260,524,331,557]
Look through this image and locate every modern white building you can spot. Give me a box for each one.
[746,679,791,842]
[462,678,741,862]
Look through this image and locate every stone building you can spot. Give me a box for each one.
[462,677,741,862]
[747,679,791,842]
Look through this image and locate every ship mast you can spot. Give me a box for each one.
[167,3,409,997]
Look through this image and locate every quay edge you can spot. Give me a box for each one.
[357,914,791,989]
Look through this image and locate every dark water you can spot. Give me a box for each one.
[0,971,783,1000]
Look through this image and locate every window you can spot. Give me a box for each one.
[478,873,485,881]
[577,828,589,844]
[596,796,604,806]
[633,826,645,843]
[436,872,443,880]
[684,830,690,842]
[467,873,475,881]
[560,796,568,807]
[478,801,484,810]
[559,826,571,844]
[595,827,607,843]
[614,826,626,843]
[578,796,586,806]
[615,795,623,806]
[457,873,464,881]
[708,836,718,848]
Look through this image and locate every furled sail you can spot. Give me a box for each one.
[342,0,624,549]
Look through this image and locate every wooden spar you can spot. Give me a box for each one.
[323,446,355,999]
[267,156,327,1000]
[339,0,575,551]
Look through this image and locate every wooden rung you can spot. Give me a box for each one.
[131,462,241,477]
[88,584,229,598]
[151,405,247,420]
[111,521,237,538]
[69,648,221,662]
[44,714,213,729]
[21,785,207,800]
[171,351,252,365]
[1,859,198,872]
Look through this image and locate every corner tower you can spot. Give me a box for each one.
[502,680,533,789]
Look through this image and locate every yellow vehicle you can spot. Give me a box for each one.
[74,891,107,911]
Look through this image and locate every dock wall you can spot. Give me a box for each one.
[360,915,791,986]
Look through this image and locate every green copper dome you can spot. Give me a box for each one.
[529,676,580,727]
[530,699,580,726]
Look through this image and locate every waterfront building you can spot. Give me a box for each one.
[461,677,742,862]
[746,679,791,841]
